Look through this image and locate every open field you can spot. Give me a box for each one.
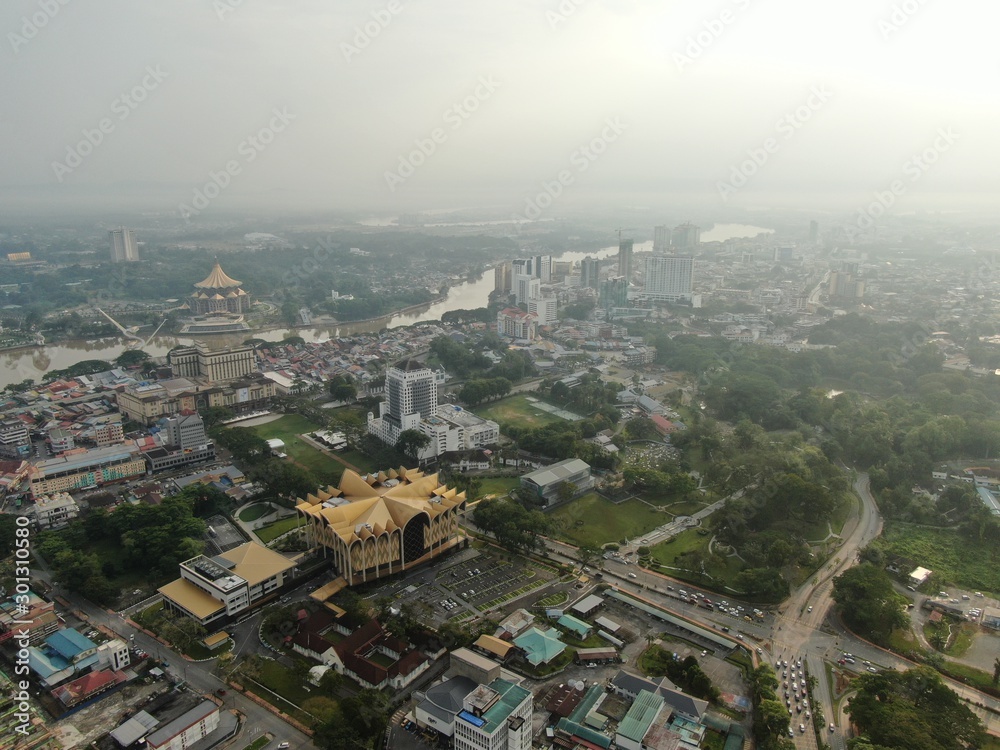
[255,515,304,544]
[478,477,521,499]
[879,523,1000,594]
[549,493,670,548]
[473,394,568,429]
[248,414,342,485]
[647,528,744,589]
[238,503,274,522]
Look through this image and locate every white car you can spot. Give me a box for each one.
[799,724,806,733]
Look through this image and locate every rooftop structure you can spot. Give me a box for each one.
[297,468,466,588]
[520,458,594,507]
[617,689,665,750]
[513,626,565,666]
[188,260,251,316]
[159,541,294,626]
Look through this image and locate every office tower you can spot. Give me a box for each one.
[385,360,437,428]
[514,273,540,306]
[672,223,701,250]
[494,262,512,293]
[453,680,532,750]
[618,239,634,280]
[580,256,600,289]
[527,296,558,326]
[532,255,552,283]
[163,413,209,450]
[109,226,139,262]
[644,255,694,302]
[600,276,628,314]
[511,258,531,278]
[653,225,670,254]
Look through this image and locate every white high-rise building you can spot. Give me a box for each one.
[109,226,139,262]
[368,359,438,446]
[514,273,540,306]
[644,255,694,302]
[528,296,558,326]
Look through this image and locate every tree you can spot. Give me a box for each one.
[473,497,551,554]
[328,374,357,402]
[832,564,908,645]
[846,666,986,750]
[395,428,430,462]
[115,349,150,367]
[556,481,578,505]
[993,657,1000,686]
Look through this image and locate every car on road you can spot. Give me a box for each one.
[867,667,878,673]
[628,573,637,579]
[807,605,813,612]
[277,743,290,749]
[830,724,835,732]
[216,689,227,696]
[799,724,805,733]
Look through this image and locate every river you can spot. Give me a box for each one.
[0,226,770,387]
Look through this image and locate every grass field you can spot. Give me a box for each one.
[802,492,858,542]
[549,494,670,547]
[238,503,274,522]
[336,449,379,474]
[879,523,1000,594]
[647,528,744,589]
[473,395,567,429]
[248,414,342,485]
[255,515,304,544]
[478,477,521,499]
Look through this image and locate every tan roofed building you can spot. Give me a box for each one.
[189,260,251,315]
[159,541,294,626]
[297,468,466,587]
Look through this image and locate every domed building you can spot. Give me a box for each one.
[189,260,251,316]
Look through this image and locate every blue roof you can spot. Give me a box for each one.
[557,614,592,637]
[514,627,566,666]
[47,629,96,659]
[27,648,68,678]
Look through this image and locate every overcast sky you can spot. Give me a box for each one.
[2,0,998,218]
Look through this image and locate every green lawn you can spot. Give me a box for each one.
[647,528,744,589]
[336,449,379,474]
[473,395,567,429]
[248,659,315,712]
[549,494,671,547]
[255,515,304,544]
[248,414,342,485]
[478,477,521,499]
[879,523,1000,594]
[238,503,274,522]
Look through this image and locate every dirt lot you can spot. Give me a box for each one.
[51,680,165,749]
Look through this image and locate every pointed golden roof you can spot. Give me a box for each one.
[194,260,243,289]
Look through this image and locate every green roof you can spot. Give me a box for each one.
[555,718,612,749]
[480,679,531,732]
[618,689,665,743]
[557,613,592,637]
[568,685,606,725]
[514,626,566,666]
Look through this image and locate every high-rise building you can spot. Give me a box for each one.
[600,276,628,313]
[527,296,558,326]
[453,679,533,750]
[368,360,438,447]
[497,308,538,340]
[653,225,670,254]
[644,255,694,302]
[168,341,256,382]
[493,262,512,293]
[672,223,701,250]
[163,413,209,450]
[109,227,139,262]
[514,273,540,306]
[618,239,634,280]
[532,255,552,283]
[580,256,600,289]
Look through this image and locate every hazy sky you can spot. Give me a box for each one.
[2,0,998,218]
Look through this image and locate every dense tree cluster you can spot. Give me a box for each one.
[846,667,986,750]
[831,564,908,645]
[642,645,720,702]
[473,497,551,554]
[747,664,794,750]
[458,377,511,407]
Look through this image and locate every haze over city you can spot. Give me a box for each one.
[3,0,999,217]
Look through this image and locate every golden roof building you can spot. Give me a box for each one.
[296,468,467,587]
[189,260,251,316]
